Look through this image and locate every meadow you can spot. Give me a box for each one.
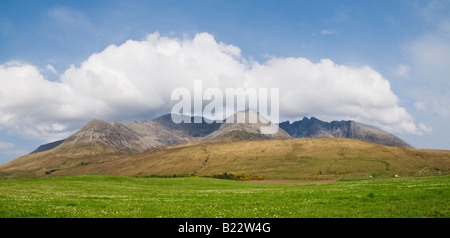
[0,175,448,218]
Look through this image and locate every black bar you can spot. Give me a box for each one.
[0,218,446,237]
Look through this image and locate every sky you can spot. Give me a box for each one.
[0,0,449,164]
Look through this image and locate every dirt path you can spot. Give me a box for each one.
[194,145,211,174]
[246,179,339,184]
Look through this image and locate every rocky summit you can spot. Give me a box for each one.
[60,109,290,153]
[33,111,411,154]
[279,117,411,148]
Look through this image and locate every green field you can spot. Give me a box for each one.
[0,175,448,218]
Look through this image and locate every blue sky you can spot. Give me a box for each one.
[0,0,433,70]
[1,0,449,164]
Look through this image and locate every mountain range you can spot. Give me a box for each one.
[2,109,448,180]
[31,109,410,154]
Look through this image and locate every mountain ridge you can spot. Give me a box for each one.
[1,110,447,180]
[60,109,289,153]
[279,117,411,148]
[31,111,411,154]
[30,139,65,154]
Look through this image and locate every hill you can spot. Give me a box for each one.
[1,137,448,180]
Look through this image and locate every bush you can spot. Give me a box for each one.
[191,172,265,181]
[44,169,59,175]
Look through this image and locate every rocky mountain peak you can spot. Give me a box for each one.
[206,109,292,141]
[279,117,411,148]
[31,111,412,154]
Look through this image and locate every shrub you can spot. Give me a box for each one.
[44,169,59,175]
[192,172,265,181]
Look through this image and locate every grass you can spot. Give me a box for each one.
[0,175,448,218]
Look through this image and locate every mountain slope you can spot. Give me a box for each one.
[279,117,411,148]
[150,114,222,137]
[30,139,65,154]
[0,142,128,178]
[1,138,448,180]
[205,109,292,142]
[39,110,287,153]
[63,119,146,152]
[61,115,223,153]
[28,112,412,157]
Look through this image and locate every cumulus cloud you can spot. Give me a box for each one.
[244,57,420,134]
[0,61,75,141]
[0,32,425,142]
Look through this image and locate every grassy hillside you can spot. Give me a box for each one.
[0,138,449,180]
[0,175,448,218]
[0,142,130,178]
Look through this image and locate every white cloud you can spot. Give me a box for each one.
[415,0,450,23]
[0,141,14,150]
[413,92,450,119]
[0,32,425,141]
[320,30,336,35]
[395,64,410,78]
[244,57,421,134]
[419,123,433,133]
[0,141,29,159]
[47,6,92,30]
[414,101,427,111]
[46,64,58,74]
[406,33,450,82]
[406,1,450,85]
[402,2,450,124]
[0,61,75,141]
